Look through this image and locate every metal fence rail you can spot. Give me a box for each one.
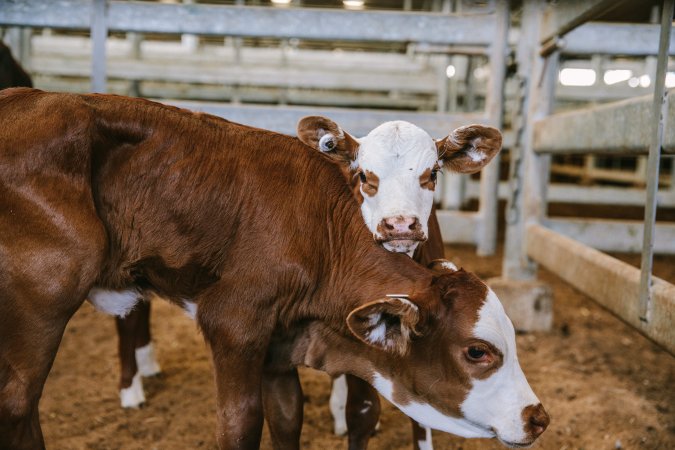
[504,0,675,353]
[0,0,498,45]
[534,91,675,155]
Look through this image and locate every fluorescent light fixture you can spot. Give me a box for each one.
[603,69,632,85]
[343,0,364,9]
[628,77,639,88]
[271,0,292,4]
[639,74,651,88]
[666,72,675,88]
[559,68,596,87]
[446,64,456,78]
[473,66,488,80]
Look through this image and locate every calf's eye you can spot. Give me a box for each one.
[359,172,367,183]
[465,346,490,363]
[430,170,438,183]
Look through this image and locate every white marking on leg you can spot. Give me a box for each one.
[418,426,434,450]
[120,372,146,408]
[88,287,140,317]
[329,375,348,436]
[183,300,197,320]
[135,342,161,377]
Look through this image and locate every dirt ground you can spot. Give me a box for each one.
[40,218,675,449]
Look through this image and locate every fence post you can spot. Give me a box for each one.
[91,0,108,93]
[639,0,674,322]
[476,0,508,256]
[503,0,556,280]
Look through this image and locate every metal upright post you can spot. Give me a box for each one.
[502,0,558,279]
[639,0,674,322]
[91,0,108,93]
[477,0,508,256]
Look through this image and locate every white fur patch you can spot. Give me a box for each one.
[135,343,161,377]
[441,261,458,271]
[330,375,348,436]
[120,372,145,408]
[183,300,197,320]
[367,322,387,345]
[88,287,140,318]
[460,289,541,445]
[371,373,494,438]
[418,426,434,450]
[467,148,486,162]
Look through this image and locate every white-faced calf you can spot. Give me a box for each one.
[297,115,502,450]
[297,116,501,255]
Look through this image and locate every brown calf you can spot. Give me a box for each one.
[0,89,547,450]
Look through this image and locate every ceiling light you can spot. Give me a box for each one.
[559,68,596,87]
[343,0,365,9]
[446,64,456,78]
[603,69,632,85]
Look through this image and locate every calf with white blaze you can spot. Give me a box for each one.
[296,116,501,255]
[296,116,502,450]
[0,88,546,450]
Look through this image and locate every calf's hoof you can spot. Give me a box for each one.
[120,372,146,408]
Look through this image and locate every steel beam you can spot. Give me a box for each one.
[435,210,479,245]
[167,100,487,138]
[540,0,628,45]
[564,22,675,56]
[465,181,675,208]
[526,224,675,355]
[545,218,675,255]
[0,0,497,45]
[533,91,675,155]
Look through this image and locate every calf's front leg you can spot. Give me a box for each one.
[200,298,274,450]
[262,368,304,450]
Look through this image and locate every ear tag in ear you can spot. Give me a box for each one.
[318,133,336,152]
[386,294,410,298]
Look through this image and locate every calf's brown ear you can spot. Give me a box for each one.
[347,297,419,356]
[297,115,359,164]
[436,125,502,174]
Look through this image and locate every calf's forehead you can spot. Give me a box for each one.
[472,289,514,355]
[357,121,438,173]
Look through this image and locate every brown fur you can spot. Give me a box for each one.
[0,88,504,449]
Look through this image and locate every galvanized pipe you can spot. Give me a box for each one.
[91,0,107,92]
[639,0,674,322]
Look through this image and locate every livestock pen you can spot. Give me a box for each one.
[1,0,673,449]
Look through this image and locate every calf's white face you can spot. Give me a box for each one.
[297,117,502,254]
[346,265,549,447]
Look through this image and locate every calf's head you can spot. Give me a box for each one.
[297,117,501,254]
[345,264,548,447]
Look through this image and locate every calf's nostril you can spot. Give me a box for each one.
[523,403,550,438]
[530,408,550,436]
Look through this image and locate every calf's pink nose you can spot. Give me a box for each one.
[382,215,421,235]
